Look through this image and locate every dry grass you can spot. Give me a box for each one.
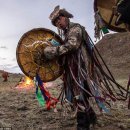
[0,71,130,130]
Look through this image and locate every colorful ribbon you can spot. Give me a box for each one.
[34,74,58,110]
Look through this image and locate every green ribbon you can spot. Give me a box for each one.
[36,87,45,106]
[101,26,109,34]
[34,77,45,106]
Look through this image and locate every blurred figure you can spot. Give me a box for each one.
[2,70,9,82]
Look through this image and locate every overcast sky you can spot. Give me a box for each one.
[0,0,94,73]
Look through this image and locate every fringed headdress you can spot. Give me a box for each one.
[49,5,73,26]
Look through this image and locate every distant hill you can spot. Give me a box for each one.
[0,70,22,75]
[0,70,23,80]
[96,32,130,85]
[0,70,3,73]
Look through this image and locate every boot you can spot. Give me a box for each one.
[89,107,97,125]
[77,126,89,130]
[77,112,90,130]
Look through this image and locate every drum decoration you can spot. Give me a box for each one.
[16,28,63,82]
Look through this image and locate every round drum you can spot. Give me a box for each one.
[16,28,63,82]
[97,0,126,32]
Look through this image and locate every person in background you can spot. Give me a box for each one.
[2,70,9,82]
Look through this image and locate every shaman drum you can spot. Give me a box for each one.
[16,28,63,82]
[96,0,127,32]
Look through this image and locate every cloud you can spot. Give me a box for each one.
[12,58,16,61]
[0,46,8,49]
[11,65,19,69]
[0,64,12,68]
[0,63,22,73]
[0,57,6,60]
[6,65,22,74]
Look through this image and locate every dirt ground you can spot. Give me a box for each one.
[0,73,130,130]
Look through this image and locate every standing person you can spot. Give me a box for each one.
[45,5,96,130]
[2,70,9,82]
[43,5,127,130]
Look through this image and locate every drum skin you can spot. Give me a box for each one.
[97,0,126,32]
[16,28,63,82]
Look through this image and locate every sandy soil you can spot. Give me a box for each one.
[0,73,130,130]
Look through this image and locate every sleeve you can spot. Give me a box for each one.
[44,25,82,60]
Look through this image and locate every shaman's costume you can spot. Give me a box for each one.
[44,5,128,130]
[44,21,97,129]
